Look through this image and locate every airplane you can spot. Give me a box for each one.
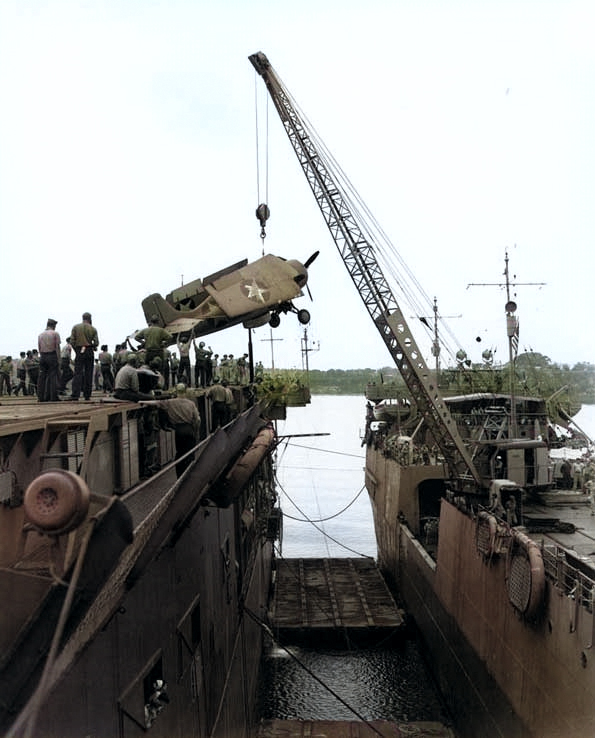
[141,251,318,340]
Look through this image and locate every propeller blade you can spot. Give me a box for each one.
[304,250,319,269]
[306,284,313,301]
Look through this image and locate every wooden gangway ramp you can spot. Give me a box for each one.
[270,558,405,646]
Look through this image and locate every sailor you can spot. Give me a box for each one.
[207,378,227,429]
[26,350,40,396]
[560,460,572,490]
[505,496,519,526]
[144,679,169,729]
[163,348,172,389]
[0,355,13,396]
[192,339,212,388]
[219,354,229,383]
[13,352,27,396]
[177,337,192,386]
[488,490,505,518]
[69,312,99,401]
[222,379,235,422]
[572,459,584,492]
[37,318,61,402]
[114,342,130,376]
[237,353,249,384]
[145,385,201,477]
[58,338,74,394]
[98,345,114,393]
[135,315,173,367]
[113,354,154,401]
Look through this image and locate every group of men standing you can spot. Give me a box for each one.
[3,311,260,405]
[35,312,98,402]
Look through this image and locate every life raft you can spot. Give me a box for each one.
[476,511,499,557]
[210,423,276,507]
[506,529,546,619]
[24,469,91,535]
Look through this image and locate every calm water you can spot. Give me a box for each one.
[275,395,375,559]
[258,397,595,726]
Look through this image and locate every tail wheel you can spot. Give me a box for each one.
[297,309,311,325]
[24,470,91,535]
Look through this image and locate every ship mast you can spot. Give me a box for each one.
[503,254,519,436]
[468,249,545,438]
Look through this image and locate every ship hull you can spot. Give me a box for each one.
[35,507,273,738]
[0,396,278,738]
[366,444,595,738]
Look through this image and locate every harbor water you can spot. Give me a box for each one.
[257,395,450,726]
[257,396,595,726]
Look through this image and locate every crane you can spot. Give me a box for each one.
[249,51,482,490]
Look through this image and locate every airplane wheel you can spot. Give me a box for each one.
[269,313,281,328]
[297,309,311,325]
[24,470,91,535]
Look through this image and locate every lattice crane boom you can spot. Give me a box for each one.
[250,51,481,488]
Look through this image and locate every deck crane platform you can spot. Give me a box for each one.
[249,51,482,491]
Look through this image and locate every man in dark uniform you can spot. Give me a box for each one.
[37,318,61,402]
[69,311,99,401]
[192,340,212,388]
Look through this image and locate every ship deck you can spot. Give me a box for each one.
[523,491,595,566]
[0,395,134,432]
[270,558,405,646]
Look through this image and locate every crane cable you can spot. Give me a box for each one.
[254,72,270,251]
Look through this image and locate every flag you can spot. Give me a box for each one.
[507,315,519,358]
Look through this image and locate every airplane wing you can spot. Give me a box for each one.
[204,254,303,318]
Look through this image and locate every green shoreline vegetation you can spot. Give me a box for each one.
[262,354,595,405]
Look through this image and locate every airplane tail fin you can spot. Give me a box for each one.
[141,294,210,337]
[142,293,181,327]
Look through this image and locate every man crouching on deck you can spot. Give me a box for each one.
[142,385,201,477]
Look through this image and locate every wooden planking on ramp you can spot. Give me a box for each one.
[270,558,405,645]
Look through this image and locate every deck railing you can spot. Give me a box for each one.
[542,543,595,613]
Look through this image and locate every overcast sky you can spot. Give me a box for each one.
[1,0,593,372]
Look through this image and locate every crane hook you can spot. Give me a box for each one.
[255,203,270,241]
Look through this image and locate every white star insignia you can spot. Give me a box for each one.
[242,279,269,303]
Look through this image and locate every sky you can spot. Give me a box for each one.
[1,0,594,372]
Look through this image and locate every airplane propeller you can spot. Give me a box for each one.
[304,250,319,269]
[304,250,319,300]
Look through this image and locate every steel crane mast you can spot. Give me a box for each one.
[249,51,481,488]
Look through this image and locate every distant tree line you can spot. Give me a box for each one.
[303,354,595,404]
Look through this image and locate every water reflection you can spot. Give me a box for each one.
[257,640,450,724]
